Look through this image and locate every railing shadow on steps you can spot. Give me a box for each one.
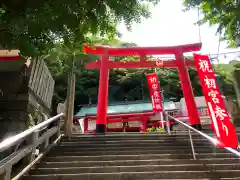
[0,113,64,180]
[165,112,240,160]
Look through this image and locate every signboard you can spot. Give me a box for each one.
[146,73,163,112]
[193,53,238,148]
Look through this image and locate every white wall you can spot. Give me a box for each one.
[150,113,161,121]
[88,120,96,131]
[174,102,181,110]
[179,96,207,116]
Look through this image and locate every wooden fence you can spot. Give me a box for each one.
[28,60,55,109]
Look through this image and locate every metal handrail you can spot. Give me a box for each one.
[167,114,240,159]
[0,113,64,152]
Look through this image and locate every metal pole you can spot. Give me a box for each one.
[197,7,201,43]
[188,129,196,160]
[169,114,240,158]
[165,112,171,135]
[160,90,165,129]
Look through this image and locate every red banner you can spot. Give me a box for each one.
[146,73,163,112]
[193,53,238,148]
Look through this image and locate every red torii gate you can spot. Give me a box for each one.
[84,43,202,133]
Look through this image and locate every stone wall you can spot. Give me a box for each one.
[0,59,54,141]
[0,69,29,140]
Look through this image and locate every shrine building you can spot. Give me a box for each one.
[74,96,211,133]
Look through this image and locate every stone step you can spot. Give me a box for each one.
[61,134,209,141]
[72,132,213,135]
[77,128,240,132]
[69,132,240,138]
[73,129,240,136]
[56,143,215,149]
[54,144,214,150]
[65,133,206,137]
[93,132,240,136]
[49,148,228,156]
[23,132,240,179]
[143,179,210,180]
[50,146,223,153]
[45,153,237,162]
[143,179,238,180]
[46,151,237,161]
[58,141,214,147]
[60,137,205,143]
[71,132,191,136]
[22,170,240,179]
[38,158,240,168]
[61,137,209,142]
[60,137,214,144]
[30,163,240,175]
[60,138,209,143]
[55,144,218,149]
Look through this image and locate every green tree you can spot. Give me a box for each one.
[0,0,159,57]
[183,0,240,46]
[46,37,235,114]
[45,37,138,113]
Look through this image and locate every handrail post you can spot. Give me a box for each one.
[42,133,49,151]
[0,113,64,180]
[167,114,240,159]
[24,130,39,164]
[0,113,64,152]
[57,118,61,138]
[188,129,196,160]
[165,111,171,135]
[0,166,11,180]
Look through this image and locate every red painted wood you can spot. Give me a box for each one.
[108,118,145,123]
[176,52,201,126]
[87,111,155,119]
[83,42,203,133]
[0,56,20,61]
[96,53,109,127]
[84,117,88,132]
[84,127,141,133]
[83,43,202,56]
[86,59,196,69]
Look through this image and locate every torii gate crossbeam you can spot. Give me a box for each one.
[84,43,202,134]
[86,59,196,69]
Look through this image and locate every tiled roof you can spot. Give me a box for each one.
[75,101,177,117]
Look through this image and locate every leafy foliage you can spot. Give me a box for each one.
[182,0,240,46]
[45,36,238,114]
[0,0,159,57]
[214,61,240,95]
[147,127,165,133]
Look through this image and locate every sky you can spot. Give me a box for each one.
[117,0,240,63]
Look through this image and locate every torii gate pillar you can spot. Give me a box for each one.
[96,52,109,133]
[84,43,202,134]
[176,52,202,130]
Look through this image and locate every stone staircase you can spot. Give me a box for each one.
[23,132,240,179]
